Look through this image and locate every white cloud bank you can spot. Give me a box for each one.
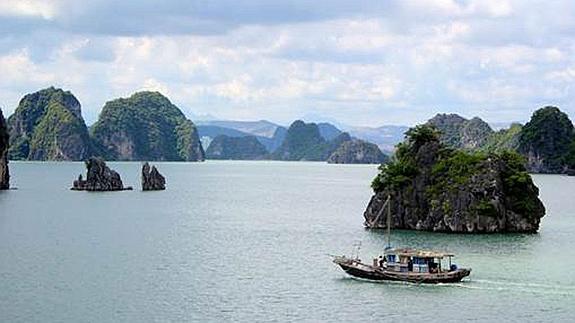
[0,0,574,126]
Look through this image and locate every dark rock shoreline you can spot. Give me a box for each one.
[0,109,9,189]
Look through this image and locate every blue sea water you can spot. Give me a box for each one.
[0,161,574,322]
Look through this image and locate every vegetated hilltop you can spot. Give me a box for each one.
[425,108,575,174]
[91,91,204,161]
[271,120,352,161]
[517,106,575,174]
[427,113,494,150]
[205,135,268,160]
[327,139,389,164]
[364,125,545,233]
[8,87,93,160]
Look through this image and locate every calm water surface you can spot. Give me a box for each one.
[1,161,574,322]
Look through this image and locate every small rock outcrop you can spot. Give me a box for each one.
[0,108,9,189]
[327,139,389,164]
[72,157,131,191]
[141,162,166,191]
[365,125,545,233]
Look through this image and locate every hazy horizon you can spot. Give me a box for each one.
[1,0,573,127]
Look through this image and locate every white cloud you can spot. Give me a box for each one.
[1,0,575,126]
[0,0,59,19]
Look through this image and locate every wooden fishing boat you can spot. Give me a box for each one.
[333,248,471,283]
[333,196,471,284]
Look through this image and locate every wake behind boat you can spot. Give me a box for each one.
[333,195,471,284]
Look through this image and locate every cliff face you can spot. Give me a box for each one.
[91,91,204,161]
[365,125,545,233]
[7,87,93,161]
[327,139,389,164]
[0,109,9,189]
[427,114,493,150]
[518,106,574,173]
[206,135,268,160]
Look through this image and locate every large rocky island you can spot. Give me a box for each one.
[518,106,575,173]
[8,87,93,160]
[364,125,545,233]
[0,109,9,189]
[91,91,204,161]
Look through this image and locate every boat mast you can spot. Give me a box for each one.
[386,194,391,250]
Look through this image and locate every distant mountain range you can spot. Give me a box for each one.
[3,87,387,164]
[6,86,575,172]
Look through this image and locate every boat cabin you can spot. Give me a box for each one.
[378,248,456,273]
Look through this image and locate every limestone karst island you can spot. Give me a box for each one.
[2,1,575,322]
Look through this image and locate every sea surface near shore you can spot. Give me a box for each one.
[1,161,574,322]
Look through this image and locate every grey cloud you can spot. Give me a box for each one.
[1,0,396,37]
[74,38,116,62]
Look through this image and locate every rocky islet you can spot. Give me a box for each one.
[365,125,545,233]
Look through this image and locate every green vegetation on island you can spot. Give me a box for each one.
[427,113,493,150]
[206,135,268,160]
[425,107,575,174]
[327,139,388,164]
[91,91,204,161]
[8,87,93,161]
[517,106,575,173]
[366,124,545,233]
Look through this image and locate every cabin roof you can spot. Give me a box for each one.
[385,248,454,258]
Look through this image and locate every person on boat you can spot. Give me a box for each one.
[378,255,385,267]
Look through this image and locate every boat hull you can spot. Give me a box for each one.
[334,257,471,284]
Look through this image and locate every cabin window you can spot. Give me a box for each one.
[387,255,396,263]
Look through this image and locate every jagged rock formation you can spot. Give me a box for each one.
[91,91,204,161]
[271,120,353,161]
[518,106,575,173]
[427,114,494,150]
[0,109,9,189]
[7,87,93,160]
[206,135,268,160]
[327,139,389,164]
[72,157,131,191]
[364,125,545,233]
[141,162,166,190]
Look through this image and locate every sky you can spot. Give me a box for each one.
[1,0,575,127]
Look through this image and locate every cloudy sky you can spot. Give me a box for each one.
[1,0,574,127]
